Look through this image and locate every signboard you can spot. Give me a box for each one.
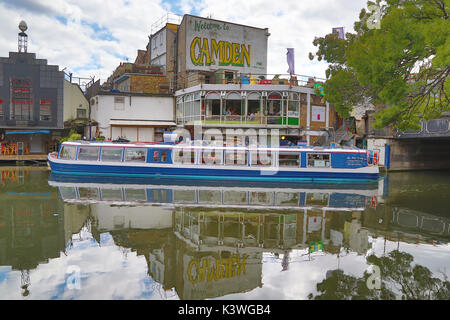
[185,16,268,74]
[312,105,325,122]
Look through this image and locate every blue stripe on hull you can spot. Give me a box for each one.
[49,161,379,183]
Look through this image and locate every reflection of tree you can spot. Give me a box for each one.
[308,251,449,300]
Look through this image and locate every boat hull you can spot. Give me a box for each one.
[48,156,379,184]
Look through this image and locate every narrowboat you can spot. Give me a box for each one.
[47,141,379,183]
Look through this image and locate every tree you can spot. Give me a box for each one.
[309,0,449,130]
[308,250,450,300]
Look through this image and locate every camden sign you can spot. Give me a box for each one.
[185,16,268,74]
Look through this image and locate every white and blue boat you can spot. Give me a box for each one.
[47,141,379,183]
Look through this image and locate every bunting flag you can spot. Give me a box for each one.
[286,48,295,75]
[332,27,345,40]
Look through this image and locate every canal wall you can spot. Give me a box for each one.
[368,137,450,171]
[388,139,450,171]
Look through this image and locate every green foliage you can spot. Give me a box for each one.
[310,0,450,129]
[60,129,81,142]
[309,250,450,300]
[96,136,105,141]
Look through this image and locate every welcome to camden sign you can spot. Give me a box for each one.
[185,16,268,74]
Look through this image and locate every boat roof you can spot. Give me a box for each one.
[62,140,368,153]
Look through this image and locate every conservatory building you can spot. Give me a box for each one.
[174,83,337,145]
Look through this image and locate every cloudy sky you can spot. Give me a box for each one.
[0,0,369,84]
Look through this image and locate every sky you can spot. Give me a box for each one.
[0,0,369,85]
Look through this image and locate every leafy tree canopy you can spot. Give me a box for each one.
[309,250,450,300]
[309,0,449,130]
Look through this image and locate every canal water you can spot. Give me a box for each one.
[0,167,449,300]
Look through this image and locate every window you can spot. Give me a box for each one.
[201,149,222,165]
[101,188,123,200]
[78,147,99,161]
[152,150,159,162]
[279,152,300,167]
[114,96,125,110]
[125,188,147,201]
[77,108,87,119]
[125,148,146,162]
[250,151,273,166]
[307,153,330,168]
[0,99,3,119]
[161,151,167,162]
[173,149,196,164]
[10,78,33,120]
[39,99,51,121]
[59,145,76,160]
[101,147,123,162]
[225,150,247,165]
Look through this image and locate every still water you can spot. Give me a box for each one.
[0,167,449,300]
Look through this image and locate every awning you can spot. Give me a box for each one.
[5,130,50,135]
[109,120,176,126]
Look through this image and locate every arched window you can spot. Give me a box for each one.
[267,92,282,124]
[204,92,221,123]
[246,92,261,123]
[287,92,300,125]
[224,91,243,123]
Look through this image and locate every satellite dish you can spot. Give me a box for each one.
[19,21,28,32]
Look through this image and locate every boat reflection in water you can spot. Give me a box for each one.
[47,174,388,299]
[1,169,448,300]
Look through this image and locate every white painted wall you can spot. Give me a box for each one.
[63,80,89,122]
[367,138,387,166]
[91,94,174,140]
[91,203,173,231]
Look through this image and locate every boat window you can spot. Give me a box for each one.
[201,149,222,165]
[173,149,196,164]
[279,152,300,167]
[59,187,76,199]
[124,148,146,162]
[59,145,76,160]
[225,150,247,165]
[161,151,168,162]
[125,188,147,201]
[307,153,330,167]
[78,147,99,161]
[101,188,123,201]
[101,147,123,162]
[78,187,99,200]
[306,193,329,205]
[152,150,159,162]
[224,191,248,204]
[250,151,273,166]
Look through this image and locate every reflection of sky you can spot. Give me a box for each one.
[214,237,450,300]
[1,233,448,300]
[0,231,179,300]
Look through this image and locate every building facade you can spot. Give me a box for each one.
[0,52,64,155]
[89,92,175,142]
